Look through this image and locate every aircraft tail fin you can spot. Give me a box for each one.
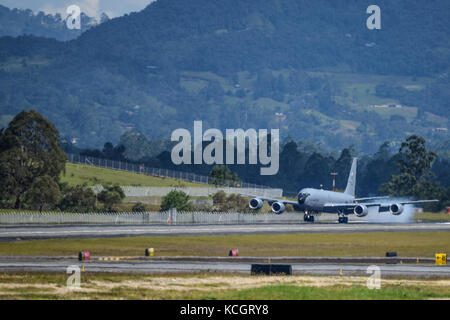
[344,158,357,196]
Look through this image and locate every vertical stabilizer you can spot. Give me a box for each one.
[344,158,357,196]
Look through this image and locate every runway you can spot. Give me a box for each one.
[0,260,448,277]
[0,222,449,240]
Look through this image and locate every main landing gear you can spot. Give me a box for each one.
[338,213,348,224]
[303,212,315,223]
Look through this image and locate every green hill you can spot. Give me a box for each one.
[61,163,204,188]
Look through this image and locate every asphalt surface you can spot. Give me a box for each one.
[0,222,449,240]
[0,255,436,264]
[0,261,448,277]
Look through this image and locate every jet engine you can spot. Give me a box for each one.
[354,204,368,217]
[271,201,286,214]
[389,203,404,215]
[249,198,263,210]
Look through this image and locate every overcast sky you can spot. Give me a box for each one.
[0,0,155,18]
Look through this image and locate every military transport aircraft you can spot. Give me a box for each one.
[243,158,438,223]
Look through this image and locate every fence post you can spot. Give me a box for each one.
[168,208,177,224]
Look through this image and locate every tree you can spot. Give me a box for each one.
[301,153,333,189]
[0,110,66,208]
[160,190,192,211]
[25,175,61,212]
[119,130,152,161]
[58,184,97,212]
[358,145,398,196]
[212,191,251,212]
[412,180,445,212]
[102,142,126,161]
[132,202,147,212]
[97,185,125,211]
[276,140,305,191]
[380,135,437,198]
[202,80,224,101]
[379,173,416,197]
[208,165,241,187]
[398,135,437,180]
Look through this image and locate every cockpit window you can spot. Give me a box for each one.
[298,193,310,204]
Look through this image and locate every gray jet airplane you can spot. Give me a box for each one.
[244,158,438,223]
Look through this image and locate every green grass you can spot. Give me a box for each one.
[415,212,450,222]
[1,285,445,300]
[180,78,209,94]
[252,97,290,112]
[0,232,448,257]
[308,70,433,124]
[370,105,418,122]
[61,163,204,187]
[309,71,431,99]
[0,57,52,72]
[213,284,449,300]
[0,273,448,300]
[180,71,236,93]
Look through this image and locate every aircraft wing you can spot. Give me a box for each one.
[376,199,439,211]
[366,199,439,207]
[324,199,439,213]
[323,202,381,212]
[396,199,439,205]
[240,194,298,205]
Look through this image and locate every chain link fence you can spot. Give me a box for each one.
[67,153,277,190]
[91,186,282,198]
[0,211,308,225]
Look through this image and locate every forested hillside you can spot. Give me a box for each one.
[0,0,449,151]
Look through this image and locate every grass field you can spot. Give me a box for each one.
[415,212,450,222]
[0,272,448,300]
[308,70,432,108]
[61,163,204,187]
[0,232,448,257]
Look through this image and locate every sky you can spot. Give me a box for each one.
[0,0,155,18]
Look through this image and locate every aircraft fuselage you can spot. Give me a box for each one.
[295,188,354,213]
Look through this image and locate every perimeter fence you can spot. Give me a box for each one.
[0,211,307,225]
[67,153,277,190]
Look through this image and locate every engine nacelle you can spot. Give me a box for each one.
[249,198,263,210]
[271,201,286,214]
[354,204,368,217]
[390,203,404,215]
